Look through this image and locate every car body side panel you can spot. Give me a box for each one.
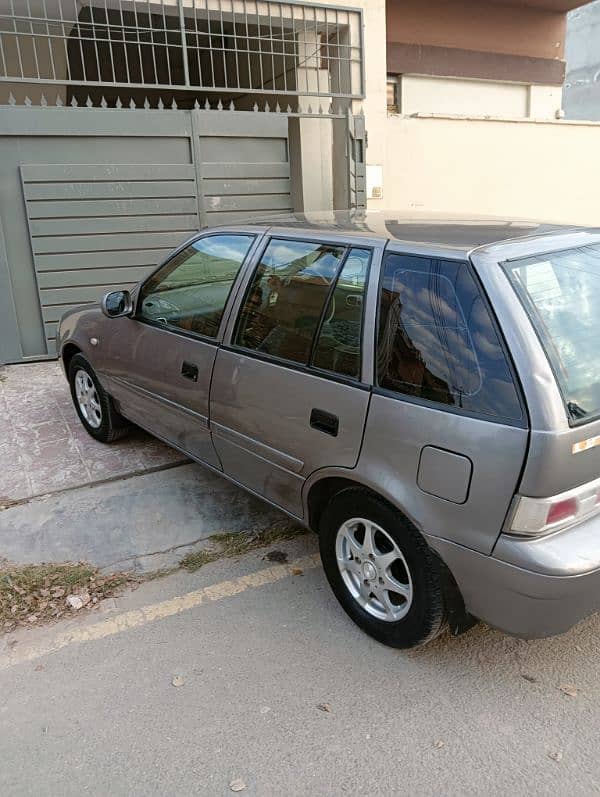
[210,349,371,518]
[356,393,528,554]
[99,318,221,467]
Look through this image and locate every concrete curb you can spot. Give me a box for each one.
[0,463,284,573]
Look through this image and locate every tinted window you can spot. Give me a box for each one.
[377,254,522,420]
[312,248,371,379]
[235,238,346,365]
[139,234,254,338]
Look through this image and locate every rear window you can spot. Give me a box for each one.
[505,243,600,424]
[377,254,522,421]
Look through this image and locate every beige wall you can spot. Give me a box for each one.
[383,114,600,225]
[386,0,566,59]
[395,75,563,119]
[400,75,529,117]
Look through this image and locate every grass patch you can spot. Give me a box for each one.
[177,549,219,573]
[0,560,135,634]
[2,522,308,633]
[180,521,307,572]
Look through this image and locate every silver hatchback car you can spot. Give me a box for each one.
[57,213,600,648]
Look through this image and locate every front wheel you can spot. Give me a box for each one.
[319,489,447,649]
[68,353,131,443]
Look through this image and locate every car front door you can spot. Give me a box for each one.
[98,231,260,467]
[209,233,383,518]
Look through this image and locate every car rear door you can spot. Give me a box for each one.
[209,231,384,518]
[98,230,262,467]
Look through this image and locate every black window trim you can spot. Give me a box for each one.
[229,234,375,385]
[308,245,373,381]
[133,230,258,344]
[373,250,528,429]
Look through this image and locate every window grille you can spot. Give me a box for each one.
[0,0,363,97]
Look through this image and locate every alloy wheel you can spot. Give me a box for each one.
[335,517,413,622]
[74,369,102,429]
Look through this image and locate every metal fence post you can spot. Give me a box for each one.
[178,0,191,87]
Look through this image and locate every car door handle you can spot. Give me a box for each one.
[310,408,339,437]
[181,361,199,382]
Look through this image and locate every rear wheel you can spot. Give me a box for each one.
[68,354,131,443]
[319,489,447,649]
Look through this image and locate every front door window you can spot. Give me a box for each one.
[138,233,255,338]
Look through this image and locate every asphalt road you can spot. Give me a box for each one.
[2,533,599,796]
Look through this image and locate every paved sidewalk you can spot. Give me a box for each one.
[0,361,187,504]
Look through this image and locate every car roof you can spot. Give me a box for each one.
[221,210,588,259]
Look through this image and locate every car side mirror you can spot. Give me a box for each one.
[101,290,133,319]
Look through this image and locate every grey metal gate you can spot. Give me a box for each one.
[20,162,200,348]
[0,100,362,363]
[347,110,366,210]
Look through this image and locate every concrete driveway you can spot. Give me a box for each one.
[2,532,600,796]
[0,362,283,572]
[0,361,187,503]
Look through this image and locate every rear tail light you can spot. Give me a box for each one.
[509,479,600,537]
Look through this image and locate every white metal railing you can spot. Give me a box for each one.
[0,0,363,98]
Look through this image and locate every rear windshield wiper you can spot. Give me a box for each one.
[568,400,588,420]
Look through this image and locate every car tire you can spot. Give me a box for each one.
[319,488,447,649]
[68,353,131,443]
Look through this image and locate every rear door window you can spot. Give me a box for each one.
[234,238,347,365]
[504,243,600,424]
[377,253,522,421]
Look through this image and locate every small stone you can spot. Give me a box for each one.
[521,673,538,683]
[434,739,445,749]
[265,550,288,563]
[171,675,185,687]
[291,568,304,576]
[548,750,563,762]
[260,706,271,715]
[66,595,84,611]
[316,703,331,713]
[229,778,246,792]
[559,684,578,698]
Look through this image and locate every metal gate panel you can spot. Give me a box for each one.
[347,111,367,210]
[192,111,293,226]
[20,163,200,352]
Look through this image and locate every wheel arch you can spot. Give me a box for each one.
[61,342,82,374]
[304,468,420,536]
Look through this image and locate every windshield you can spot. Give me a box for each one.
[505,243,600,424]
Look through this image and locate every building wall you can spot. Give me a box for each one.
[382,114,600,225]
[386,0,567,120]
[400,75,527,117]
[386,0,566,59]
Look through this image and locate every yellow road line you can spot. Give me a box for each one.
[0,554,321,671]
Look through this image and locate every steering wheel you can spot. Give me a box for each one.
[142,295,180,320]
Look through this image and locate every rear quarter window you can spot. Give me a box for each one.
[377,254,522,421]
[504,243,600,424]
